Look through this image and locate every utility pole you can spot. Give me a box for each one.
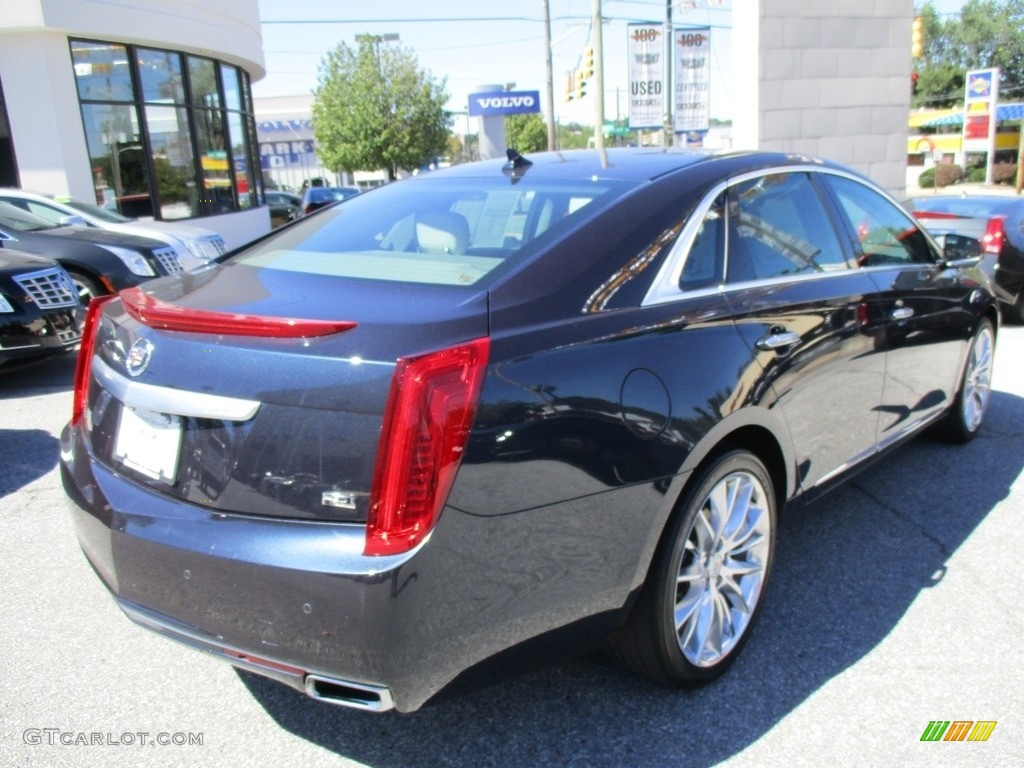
[593,0,605,152]
[664,0,673,147]
[542,0,557,150]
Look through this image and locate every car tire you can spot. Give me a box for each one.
[938,317,995,444]
[608,449,776,687]
[67,271,105,306]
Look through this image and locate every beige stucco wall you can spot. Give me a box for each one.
[732,0,913,197]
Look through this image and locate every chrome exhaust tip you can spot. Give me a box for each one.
[304,674,395,712]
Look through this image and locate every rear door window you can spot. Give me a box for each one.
[728,172,850,282]
[825,175,937,266]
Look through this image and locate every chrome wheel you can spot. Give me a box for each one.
[674,468,772,667]
[606,449,775,686]
[68,271,103,306]
[960,322,994,434]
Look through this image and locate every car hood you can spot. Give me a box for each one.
[35,225,167,250]
[0,248,60,272]
[123,220,222,240]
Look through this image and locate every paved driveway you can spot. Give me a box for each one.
[2,329,1022,768]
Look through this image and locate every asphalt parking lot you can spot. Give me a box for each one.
[1,328,1022,768]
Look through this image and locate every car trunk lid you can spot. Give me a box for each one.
[79,263,489,525]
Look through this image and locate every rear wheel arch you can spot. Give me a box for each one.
[623,421,789,621]
[677,422,791,517]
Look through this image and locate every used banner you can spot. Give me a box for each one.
[627,23,665,129]
[674,28,710,134]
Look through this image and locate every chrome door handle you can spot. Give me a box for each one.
[891,307,914,320]
[756,331,801,350]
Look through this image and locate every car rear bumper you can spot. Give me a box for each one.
[61,422,663,712]
[60,430,431,710]
[117,597,396,711]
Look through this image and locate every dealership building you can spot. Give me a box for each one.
[0,0,270,248]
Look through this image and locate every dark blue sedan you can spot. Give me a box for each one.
[61,149,996,712]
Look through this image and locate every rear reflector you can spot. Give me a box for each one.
[120,286,356,337]
[365,338,490,556]
[71,294,116,426]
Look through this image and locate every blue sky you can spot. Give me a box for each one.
[253,1,966,122]
[254,0,733,122]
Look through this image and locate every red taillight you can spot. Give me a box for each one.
[120,286,356,337]
[982,216,1006,255]
[365,338,490,556]
[71,294,116,426]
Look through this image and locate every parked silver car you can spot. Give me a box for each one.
[0,189,227,270]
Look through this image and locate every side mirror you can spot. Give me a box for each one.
[940,234,982,268]
[59,214,89,227]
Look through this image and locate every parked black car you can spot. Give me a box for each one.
[907,194,1024,322]
[299,185,360,215]
[0,248,83,367]
[62,149,996,713]
[265,191,301,228]
[0,202,182,304]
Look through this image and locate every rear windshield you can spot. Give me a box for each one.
[235,175,636,287]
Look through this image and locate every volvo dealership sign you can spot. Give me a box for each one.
[468,90,541,117]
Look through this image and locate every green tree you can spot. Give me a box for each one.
[312,40,451,180]
[915,0,1024,107]
[557,122,594,150]
[504,114,548,153]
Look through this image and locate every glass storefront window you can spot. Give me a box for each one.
[137,49,185,104]
[72,41,134,102]
[72,39,261,221]
[187,56,220,110]
[221,63,242,112]
[193,108,233,213]
[143,105,199,219]
[226,111,253,208]
[79,103,152,216]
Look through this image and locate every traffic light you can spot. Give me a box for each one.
[912,15,924,58]
[581,46,594,81]
[564,71,575,102]
[575,70,586,100]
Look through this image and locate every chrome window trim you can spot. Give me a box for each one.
[93,356,261,420]
[641,165,934,308]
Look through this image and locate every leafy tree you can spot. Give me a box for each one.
[915,0,1024,107]
[557,122,594,149]
[312,40,451,180]
[504,114,548,153]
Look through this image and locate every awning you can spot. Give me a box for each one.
[920,103,1024,127]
